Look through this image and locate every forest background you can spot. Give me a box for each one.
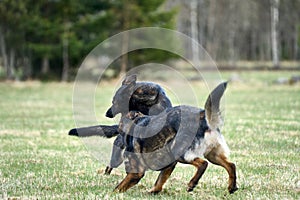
[1,0,299,81]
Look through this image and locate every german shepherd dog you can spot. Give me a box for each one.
[113,82,238,194]
[69,75,172,174]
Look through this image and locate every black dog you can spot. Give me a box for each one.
[114,82,238,194]
[69,75,172,174]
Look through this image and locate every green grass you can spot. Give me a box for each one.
[0,71,300,199]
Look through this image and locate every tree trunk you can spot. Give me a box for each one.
[120,1,130,77]
[120,31,129,77]
[207,0,217,60]
[271,0,280,68]
[61,28,69,82]
[264,33,272,61]
[23,56,32,80]
[251,31,257,60]
[8,49,15,79]
[190,0,199,63]
[228,3,237,65]
[293,24,299,60]
[198,0,206,48]
[0,27,9,79]
[41,56,49,74]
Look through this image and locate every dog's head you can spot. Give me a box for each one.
[106,75,171,118]
[106,75,137,118]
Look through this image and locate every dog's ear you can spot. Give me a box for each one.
[200,110,205,120]
[122,74,137,85]
[204,82,227,129]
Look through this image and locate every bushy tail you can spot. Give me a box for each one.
[204,82,227,130]
[68,125,119,138]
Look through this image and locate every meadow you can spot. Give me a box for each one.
[0,71,299,199]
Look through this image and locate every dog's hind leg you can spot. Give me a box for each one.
[187,158,208,192]
[179,158,208,192]
[205,152,238,194]
[114,172,145,192]
[148,162,177,194]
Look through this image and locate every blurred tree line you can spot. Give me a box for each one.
[0,0,300,81]
[0,0,176,81]
[166,0,300,66]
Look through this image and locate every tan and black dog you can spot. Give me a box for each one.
[114,82,238,194]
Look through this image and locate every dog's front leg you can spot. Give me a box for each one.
[114,172,145,192]
[149,162,177,194]
[105,135,125,175]
[114,155,145,192]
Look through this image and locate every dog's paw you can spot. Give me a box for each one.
[148,187,161,194]
[104,166,112,175]
[187,186,194,192]
[113,186,124,193]
[228,186,238,194]
[187,182,196,192]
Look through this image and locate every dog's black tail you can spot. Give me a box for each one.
[68,125,119,138]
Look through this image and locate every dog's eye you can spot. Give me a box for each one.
[136,88,143,94]
[149,89,157,95]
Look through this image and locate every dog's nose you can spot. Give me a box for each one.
[106,107,114,118]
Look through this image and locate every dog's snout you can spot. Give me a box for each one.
[106,107,114,118]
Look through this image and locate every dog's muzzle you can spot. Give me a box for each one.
[106,107,114,118]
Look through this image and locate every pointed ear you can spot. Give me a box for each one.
[204,82,227,129]
[122,74,137,85]
[199,110,205,119]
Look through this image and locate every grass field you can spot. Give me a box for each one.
[0,71,299,199]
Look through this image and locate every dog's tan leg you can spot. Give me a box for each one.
[185,158,208,192]
[149,162,177,194]
[205,152,238,194]
[114,172,145,192]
